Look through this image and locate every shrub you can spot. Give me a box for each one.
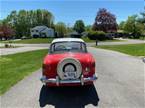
[87,30,106,41]
[5,44,9,48]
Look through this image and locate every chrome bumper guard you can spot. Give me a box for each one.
[40,74,97,86]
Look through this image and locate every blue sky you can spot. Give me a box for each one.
[0,0,144,26]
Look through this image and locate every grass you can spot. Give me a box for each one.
[82,37,124,42]
[82,37,96,42]
[0,37,125,44]
[96,43,145,56]
[102,39,125,42]
[139,36,145,40]
[0,49,48,95]
[0,38,54,44]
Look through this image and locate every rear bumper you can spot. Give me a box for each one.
[40,74,97,86]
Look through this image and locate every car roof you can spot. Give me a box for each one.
[52,38,85,43]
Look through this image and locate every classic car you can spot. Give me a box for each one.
[40,38,97,86]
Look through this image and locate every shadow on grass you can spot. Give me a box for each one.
[39,85,99,108]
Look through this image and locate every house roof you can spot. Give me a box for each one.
[31,26,53,31]
[52,38,84,43]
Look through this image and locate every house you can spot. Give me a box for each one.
[30,26,54,38]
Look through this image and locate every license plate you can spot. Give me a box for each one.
[64,72,76,79]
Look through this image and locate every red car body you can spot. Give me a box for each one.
[41,38,97,86]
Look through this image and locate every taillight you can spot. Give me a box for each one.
[42,64,50,74]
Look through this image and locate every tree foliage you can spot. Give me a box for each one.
[119,21,125,30]
[0,22,15,40]
[66,27,73,33]
[73,20,85,34]
[5,9,54,38]
[85,25,92,31]
[92,8,117,32]
[88,30,106,41]
[138,8,145,24]
[123,15,144,38]
[55,22,67,37]
[138,12,145,23]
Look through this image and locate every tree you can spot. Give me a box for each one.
[88,30,106,41]
[0,23,15,40]
[85,25,92,31]
[138,7,145,24]
[0,20,1,23]
[124,15,144,38]
[138,12,145,24]
[119,21,125,30]
[55,22,67,37]
[66,27,73,34]
[73,20,85,34]
[138,11,145,36]
[5,9,54,38]
[92,8,117,32]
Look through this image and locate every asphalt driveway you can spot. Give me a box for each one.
[1,47,144,108]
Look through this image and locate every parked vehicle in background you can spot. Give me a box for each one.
[21,36,31,40]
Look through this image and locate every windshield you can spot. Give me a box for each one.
[50,42,87,54]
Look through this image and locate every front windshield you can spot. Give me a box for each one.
[50,41,87,54]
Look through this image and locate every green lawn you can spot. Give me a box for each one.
[0,37,124,44]
[0,49,48,95]
[102,39,125,42]
[0,38,54,44]
[82,37,96,42]
[96,43,145,56]
[82,37,124,42]
[139,36,145,40]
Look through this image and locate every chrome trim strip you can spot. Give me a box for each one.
[40,74,97,85]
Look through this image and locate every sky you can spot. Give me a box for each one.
[0,0,144,26]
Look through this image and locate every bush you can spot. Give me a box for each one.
[5,44,9,48]
[87,30,106,41]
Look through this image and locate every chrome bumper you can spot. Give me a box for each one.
[40,74,97,86]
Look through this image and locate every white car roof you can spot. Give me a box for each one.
[52,38,85,43]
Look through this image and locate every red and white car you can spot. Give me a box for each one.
[41,38,97,86]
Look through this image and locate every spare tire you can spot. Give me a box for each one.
[57,57,82,80]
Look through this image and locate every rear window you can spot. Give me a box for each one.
[50,41,87,54]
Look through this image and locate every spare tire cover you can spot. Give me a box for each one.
[57,57,82,80]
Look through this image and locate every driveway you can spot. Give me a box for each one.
[1,47,144,108]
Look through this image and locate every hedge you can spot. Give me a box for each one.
[87,31,106,41]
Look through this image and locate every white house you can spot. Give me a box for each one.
[30,26,54,38]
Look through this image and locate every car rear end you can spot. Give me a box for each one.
[41,54,97,86]
[40,38,97,86]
